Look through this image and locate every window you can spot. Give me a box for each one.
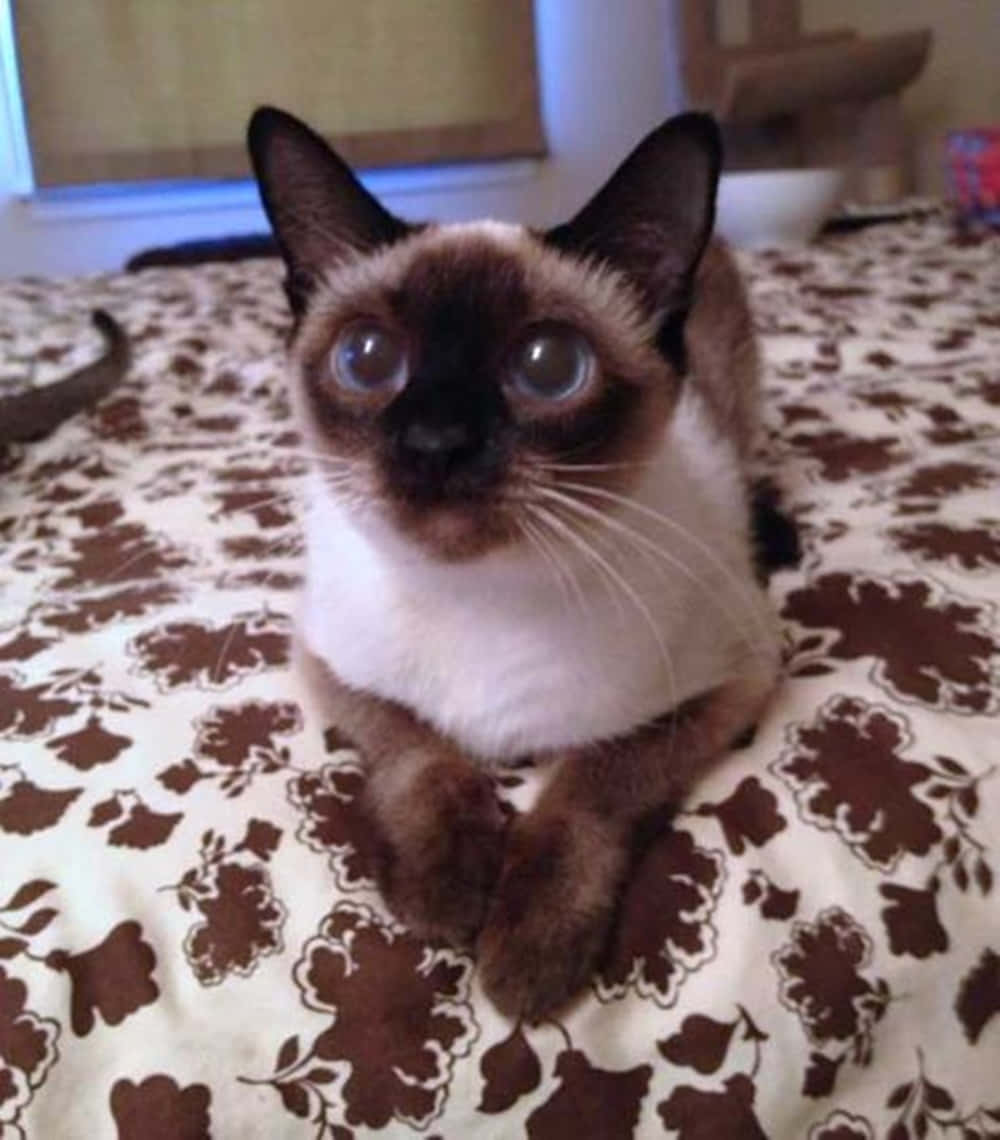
[13,0,545,187]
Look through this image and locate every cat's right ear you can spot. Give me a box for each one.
[247,106,410,314]
[545,112,722,316]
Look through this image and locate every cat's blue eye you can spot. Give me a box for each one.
[510,326,594,402]
[332,322,407,394]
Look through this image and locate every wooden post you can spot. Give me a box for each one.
[750,0,801,47]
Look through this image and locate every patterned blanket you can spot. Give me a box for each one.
[1,214,999,1140]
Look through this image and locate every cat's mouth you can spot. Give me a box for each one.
[396,503,510,560]
[381,482,518,562]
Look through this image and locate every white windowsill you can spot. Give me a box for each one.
[16,158,543,225]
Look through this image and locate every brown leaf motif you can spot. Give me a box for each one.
[693,776,787,855]
[783,573,1000,714]
[87,791,182,850]
[525,1050,651,1140]
[46,921,159,1036]
[808,1108,874,1139]
[222,533,303,562]
[894,460,995,506]
[164,699,303,797]
[129,608,290,691]
[110,1074,212,1140]
[597,826,724,1007]
[157,759,203,795]
[879,882,949,959]
[788,428,906,483]
[48,521,192,591]
[6,909,57,937]
[211,487,296,529]
[0,628,55,662]
[773,696,941,871]
[39,582,185,635]
[884,1052,999,1139]
[46,714,131,770]
[478,1025,542,1114]
[170,824,286,986]
[659,1013,739,1075]
[1,881,55,913]
[742,870,799,921]
[0,670,77,738]
[287,760,374,890]
[67,496,125,530]
[802,1051,845,1098]
[774,908,885,1045]
[236,818,282,862]
[658,1074,769,1140]
[91,393,148,442]
[955,948,1000,1045]
[0,965,61,1135]
[889,520,1000,573]
[284,901,476,1131]
[191,700,301,768]
[0,765,81,835]
[773,908,890,1097]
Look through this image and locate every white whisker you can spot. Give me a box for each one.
[551,478,773,648]
[534,459,658,474]
[528,501,680,761]
[525,502,625,622]
[532,484,766,656]
[518,517,571,612]
[520,512,587,617]
[211,616,241,685]
[209,488,309,516]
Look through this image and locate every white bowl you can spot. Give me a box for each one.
[715,168,847,248]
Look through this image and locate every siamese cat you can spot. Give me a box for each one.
[247,106,782,1019]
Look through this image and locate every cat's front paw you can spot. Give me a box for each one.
[363,753,507,947]
[477,811,627,1021]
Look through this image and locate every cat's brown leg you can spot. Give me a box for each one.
[362,747,507,944]
[477,667,776,1019]
[298,644,507,945]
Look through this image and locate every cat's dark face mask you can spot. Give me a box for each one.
[247,107,720,561]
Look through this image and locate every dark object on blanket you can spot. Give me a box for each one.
[0,310,128,444]
[126,233,278,271]
[751,477,801,580]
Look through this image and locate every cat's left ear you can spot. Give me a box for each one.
[247,106,411,314]
[546,112,722,315]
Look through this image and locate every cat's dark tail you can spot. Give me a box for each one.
[0,310,129,445]
[750,477,801,582]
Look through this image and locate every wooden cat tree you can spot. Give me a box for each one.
[680,0,932,202]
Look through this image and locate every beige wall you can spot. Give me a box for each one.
[801,0,1000,192]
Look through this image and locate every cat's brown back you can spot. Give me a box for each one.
[687,238,760,460]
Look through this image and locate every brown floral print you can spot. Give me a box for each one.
[110,1074,212,1140]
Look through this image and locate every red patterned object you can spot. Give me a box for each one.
[946,127,1000,225]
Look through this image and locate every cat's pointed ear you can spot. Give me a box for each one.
[546,112,722,314]
[247,106,410,313]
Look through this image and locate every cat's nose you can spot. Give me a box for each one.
[401,420,472,456]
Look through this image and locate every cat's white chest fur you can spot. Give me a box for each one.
[300,392,778,762]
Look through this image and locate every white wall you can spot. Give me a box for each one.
[0,0,683,279]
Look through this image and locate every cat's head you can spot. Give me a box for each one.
[247,107,721,561]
